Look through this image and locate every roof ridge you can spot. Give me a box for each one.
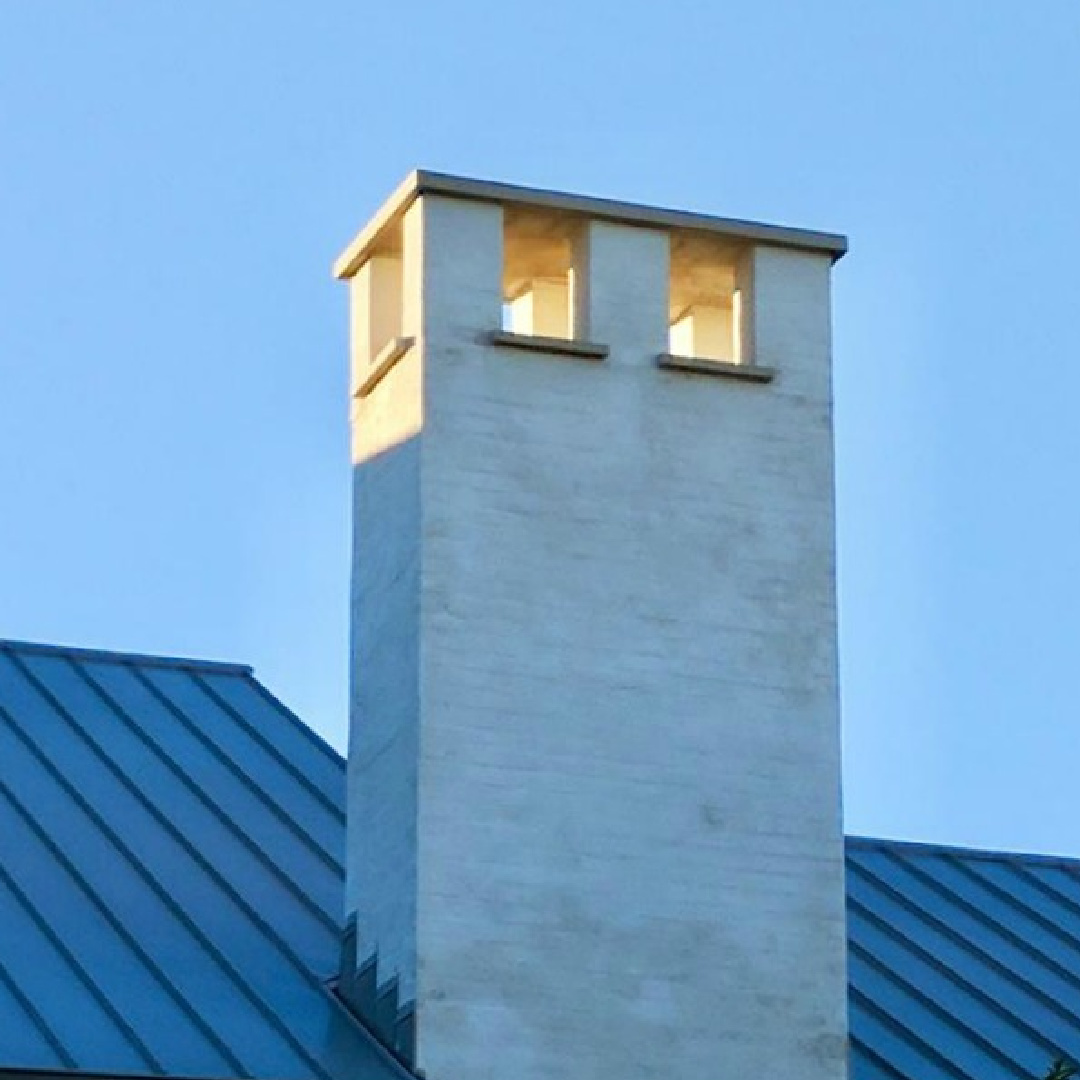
[847,834,1080,871]
[0,639,252,676]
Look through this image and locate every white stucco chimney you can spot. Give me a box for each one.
[335,171,849,1080]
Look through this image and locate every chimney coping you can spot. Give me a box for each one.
[333,170,848,281]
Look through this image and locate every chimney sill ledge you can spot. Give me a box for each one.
[490,330,609,361]
[355,337,416,398]
[658,353,775,384]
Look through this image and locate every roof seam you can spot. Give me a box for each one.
[990,859,1080,936]
[858,848,1080,1030]
[241,675,346,772]
[875,850,1072,980]
[0,719,251,1078]
[0,768,164,1074]
[0,929,78,1070]
[849,917,1053,1073]
[849,985,983,1080]
[74,662,341,937]
[190,672,345,824]
[848,857,1080,1036]
[7,655,342,1080]
[848,1035,916,1080]
[849,893,1072,1061]
[127,665,344,875]
[940,854,1080,986]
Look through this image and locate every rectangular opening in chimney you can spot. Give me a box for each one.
[501,207,582,340]
[350,221,407,397]
[668,234,747,364]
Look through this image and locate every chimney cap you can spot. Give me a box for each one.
[333,170,848,281]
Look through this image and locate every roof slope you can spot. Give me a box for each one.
[848,836,1080,1080]
[0,640,408,1080]
[3,639,1079,1080]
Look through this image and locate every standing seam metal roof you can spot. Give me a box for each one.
[2,639,1079,1080]
[0,640,409,1080]
[848,836,1080,1080]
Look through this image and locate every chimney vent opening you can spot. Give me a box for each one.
[350,222,406,396]
[668,234,748,364]
[501,208,582,340]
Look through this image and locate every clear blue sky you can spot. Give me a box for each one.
[3,2,1079,855]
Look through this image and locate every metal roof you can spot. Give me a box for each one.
[0,639,409,1080]
[848,835,1080,1080]
[2,638,1079,1080]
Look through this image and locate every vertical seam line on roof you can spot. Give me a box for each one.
[849,936,1039,1076]
[930,854,1080,990]
[74,662,340,937]
[849,986,983,1080]
[948,855,1080,951]
[190,673,345,823]
[78,668,420,1074]
[848,859,1080,1038]
[0,719,251,1077]
[0,860,162,1073]
[853,854,1080,1015]
[240,676,345,772]
[8,656,343,1080]
[0,777,163,1072]
[848,1036,919,1080]
[1016,864,1080,915]
[849,893,1071,1062]
[0,925,79,1069]
[975,859,1080,946]
[128,665,343,878]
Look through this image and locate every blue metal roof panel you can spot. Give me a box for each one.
[0,640,407,1080]
[4,638,1080,1080]
[847,836,1080,1080]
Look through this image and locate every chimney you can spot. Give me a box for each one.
[335,172,849,1080]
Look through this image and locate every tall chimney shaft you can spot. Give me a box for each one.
[337,172,849,1080]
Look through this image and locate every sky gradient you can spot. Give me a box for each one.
[3,2,1080,855]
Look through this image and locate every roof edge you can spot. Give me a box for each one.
[244,677,346,769]
[334,169,848,280]
[0,639,253,676]
[0,1070,244,1080]
[847,833,1080,871]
